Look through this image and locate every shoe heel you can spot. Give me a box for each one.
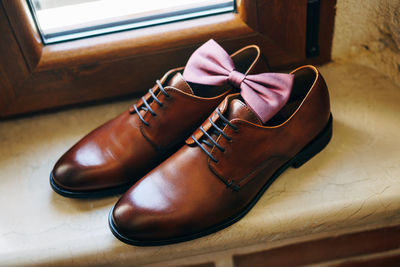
[291,114,333,168]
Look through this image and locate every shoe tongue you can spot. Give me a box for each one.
[166,72,194,94]
[227,99,262,125]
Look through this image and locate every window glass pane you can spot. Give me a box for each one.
[28,0,235,44]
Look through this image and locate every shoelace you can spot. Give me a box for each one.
[191,108,238,163]
[130,80,170,126]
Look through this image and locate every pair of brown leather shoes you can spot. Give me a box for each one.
[51,40,332,246]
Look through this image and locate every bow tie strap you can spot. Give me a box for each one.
[183,39,294,123]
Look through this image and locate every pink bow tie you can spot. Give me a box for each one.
[183,39,294,123]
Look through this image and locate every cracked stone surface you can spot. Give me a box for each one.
[0,62,399,266]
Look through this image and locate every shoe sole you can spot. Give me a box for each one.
[108,114,333,246]
[50,172,131,198]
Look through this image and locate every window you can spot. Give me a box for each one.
[0,0,335,117]
[29,0,235,43]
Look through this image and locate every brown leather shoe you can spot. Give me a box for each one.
[109,65,332,246]
[50,42,269,198]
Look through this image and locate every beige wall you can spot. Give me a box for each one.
[332,0,400,84]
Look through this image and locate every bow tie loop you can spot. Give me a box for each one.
[228,70,246,88]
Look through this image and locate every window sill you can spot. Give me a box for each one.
[0,62,399,266]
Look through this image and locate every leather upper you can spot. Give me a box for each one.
[111,65,331,241]
[52,45,269,192]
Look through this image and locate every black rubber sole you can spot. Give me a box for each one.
[108,114,333,246]
[50,172,131,198]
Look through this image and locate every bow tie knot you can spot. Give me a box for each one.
[228,70,246,88]
[182,39,294,123]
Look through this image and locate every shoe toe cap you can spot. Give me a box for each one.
[110,179,185,242]
[52,157,85,189]
[51,144,104,191]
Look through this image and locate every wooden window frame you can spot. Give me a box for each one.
[0,0,335,117]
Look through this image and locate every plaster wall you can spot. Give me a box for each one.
[332,0,400,85]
